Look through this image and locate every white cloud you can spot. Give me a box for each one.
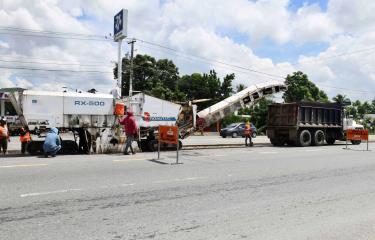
[0,0,373,102]
[0,40,9,49]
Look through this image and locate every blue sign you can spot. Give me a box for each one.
[114,10,123,36]
[114,9,127,41]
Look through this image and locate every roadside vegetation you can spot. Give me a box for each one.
[114,54,375,134]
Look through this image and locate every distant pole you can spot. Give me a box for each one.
[128,39,136,100]
[117,40,122,96]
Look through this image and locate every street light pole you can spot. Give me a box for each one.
[128,39,136,99]
[117,39,122,97]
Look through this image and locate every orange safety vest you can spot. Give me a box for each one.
[0,126,3,139]
[244,124,251,136]
[20,132,31,142]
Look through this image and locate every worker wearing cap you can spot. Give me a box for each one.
[244,121,253,147]
[19,126,31,154]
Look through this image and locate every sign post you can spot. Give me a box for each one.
[158,125,181,164]
[113,9,128,97]
[346,129,370,151]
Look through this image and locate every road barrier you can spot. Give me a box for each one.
[346,129,369,151]
[158,125,181,164]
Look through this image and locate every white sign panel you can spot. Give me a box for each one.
[114,9,128,42]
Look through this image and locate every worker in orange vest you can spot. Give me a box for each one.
[0,119,10,155]
[244,121,253,147]
[20,126,31,154]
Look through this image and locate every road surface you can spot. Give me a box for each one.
[1,144,375,239]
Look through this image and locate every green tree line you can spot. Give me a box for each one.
[114,54,375,133]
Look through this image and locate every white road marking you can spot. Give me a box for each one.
[214,154,226,157]
[152,176,206,184]
[259,151,279,154]
[113,158,150,162]
[20,188,82,198]
[0,163,48,169]
[121,183,135,187]
[306,149,321,152]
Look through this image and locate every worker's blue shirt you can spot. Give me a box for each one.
[43,128,61,152]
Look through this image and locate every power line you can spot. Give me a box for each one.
[0,54,113,65]
[134,38,284,79]
[136,42,284,82]
[0,58,113,68]
[0,65,112,73]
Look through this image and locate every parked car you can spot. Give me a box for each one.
[220,122,257,138]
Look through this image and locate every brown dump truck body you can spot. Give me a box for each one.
[267,102,344,146]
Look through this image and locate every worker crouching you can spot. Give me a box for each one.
[43,128,61,157]
[20,127,31,154]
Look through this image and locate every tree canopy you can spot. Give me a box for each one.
[283,71,328,103]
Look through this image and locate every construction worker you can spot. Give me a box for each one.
[119,111,138,155]
[19,126,31,154]
[0,120,10,155]
[244,121,253,147]
[43,128,61,157]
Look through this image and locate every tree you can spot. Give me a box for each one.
[283,71,328,103]
[220,73,235,99]
[114,54,184,101]
[236,84,246,93]
[237,97,275,134]
[178,71,235,110]
[332,94,351,105]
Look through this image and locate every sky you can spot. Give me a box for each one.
[0,0,374,101]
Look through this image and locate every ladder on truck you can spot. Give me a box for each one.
[178,81,287,139]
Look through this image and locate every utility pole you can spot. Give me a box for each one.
[117,40,122,97]
[128,38,136,99]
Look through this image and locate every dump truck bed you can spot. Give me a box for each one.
[267,102,342,128]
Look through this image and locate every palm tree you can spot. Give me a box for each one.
[332,94,351,106]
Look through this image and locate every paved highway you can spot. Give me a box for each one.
[1,144,375,239]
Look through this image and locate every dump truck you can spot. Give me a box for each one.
[266,102,364,147]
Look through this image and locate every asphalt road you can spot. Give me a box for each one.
[1,144,375,239]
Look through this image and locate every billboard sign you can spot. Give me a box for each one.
[114,9,128,42]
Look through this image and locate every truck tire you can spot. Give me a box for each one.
[232,132,238,138]
[326,137,336,145]
[351,140,361,145]
[252,132,257,138]
[270,138,280,146]
[298,130,311,147]
[270,137,285,146]
[286,140,295,146]
[312,130,325,146]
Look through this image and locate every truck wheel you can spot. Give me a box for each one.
[351,140,361,145]
[252,132,257,138]
[312,130,325,146]
[270,137,285,146]
[298,130,311,147]
[222,135,227,138]
[326,137,336,145]
[286,140,295,146]
[232,132,238,138]
[270,138,280,146]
